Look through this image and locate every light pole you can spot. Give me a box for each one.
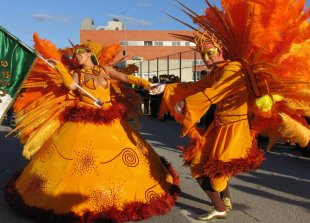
[123,22,127,57]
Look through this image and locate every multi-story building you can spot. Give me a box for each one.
[80,19,206,81]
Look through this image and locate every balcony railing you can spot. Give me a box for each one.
[130,49,207,82]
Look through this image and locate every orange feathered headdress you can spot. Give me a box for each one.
[67,39,121,67]
[173,0,310,100]
[172,0,310,149]
[178,0,310,62]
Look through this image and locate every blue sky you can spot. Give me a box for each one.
[1,0,309,49]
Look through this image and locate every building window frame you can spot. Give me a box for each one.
[144,41,153,46]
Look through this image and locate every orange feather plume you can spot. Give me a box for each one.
[173,0,310,148]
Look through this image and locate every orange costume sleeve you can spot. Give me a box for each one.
[161,61,244,137]
[182,61,243,135]
[159,73,213,124]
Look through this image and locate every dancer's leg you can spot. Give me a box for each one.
[196,177,226,211]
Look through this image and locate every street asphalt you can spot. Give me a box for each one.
[0,115,309,223]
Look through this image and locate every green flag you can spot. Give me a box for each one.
[0,26,37,123]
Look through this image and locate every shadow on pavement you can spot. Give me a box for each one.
[138,116,189,154]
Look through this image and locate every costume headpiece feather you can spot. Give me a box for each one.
[173,0,310,150]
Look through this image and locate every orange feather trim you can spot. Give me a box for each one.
[204,143,265,179]
[179,127,206,165]
[59,102,125,125]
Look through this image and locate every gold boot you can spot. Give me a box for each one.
[222,197,233,211]
[196,208,227,221]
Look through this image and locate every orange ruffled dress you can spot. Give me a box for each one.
[160,61,264,192]
[5,78,180,223]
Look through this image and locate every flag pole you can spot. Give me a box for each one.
[0,26,103,107]
[1,26,36,55]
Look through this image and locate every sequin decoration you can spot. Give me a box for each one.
[72,142,98,176]
[145,184,160,202]
[24,171,49,202]
[39,144,55,163]
[89,180,126,211]
[100,148,139,167]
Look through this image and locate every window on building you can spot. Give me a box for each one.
[172,41,181,46]
[192,60,205,66]
[120,41,128,46]
[192,71,200,81]
[144,41,153,46]
[198,60,204,65]
[154,41,163,46]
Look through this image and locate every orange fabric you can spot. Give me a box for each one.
[210,176,229,192]
[13,78,178,216]
[54,62,74,88]
[182,92,212,136]
[79,79,111,107]
[162,61,262,192]
[188,62,253,174]
[159,73,214,124]
[127,75,150,88]
[181,61,247,135]
[15,121,175,215]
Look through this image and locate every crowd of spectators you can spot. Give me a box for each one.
[2,71,309,156]
[142,74,180,120]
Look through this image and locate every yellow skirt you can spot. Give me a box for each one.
[6,116,179,222]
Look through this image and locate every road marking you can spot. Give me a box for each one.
[257,169,310,183]
[267,150,310,161]
[180,209,203,223]
[0,125,12,132]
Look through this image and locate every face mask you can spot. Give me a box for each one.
[73,47,88,57]
[202,47,218,60]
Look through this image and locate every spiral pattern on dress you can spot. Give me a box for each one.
[100,148,139,167]
[39,144,55,163]
[145,189,160,202]
[122,148,139,167]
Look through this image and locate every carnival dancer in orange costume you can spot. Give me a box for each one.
[151,0,310,221]
[5,34,180,223]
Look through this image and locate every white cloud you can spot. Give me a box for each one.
[108,14,152,27]
[32,13,70,23]
[136,0,152,8]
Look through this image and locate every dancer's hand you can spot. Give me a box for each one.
[149,83,166,95]
[174,100,185,116]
